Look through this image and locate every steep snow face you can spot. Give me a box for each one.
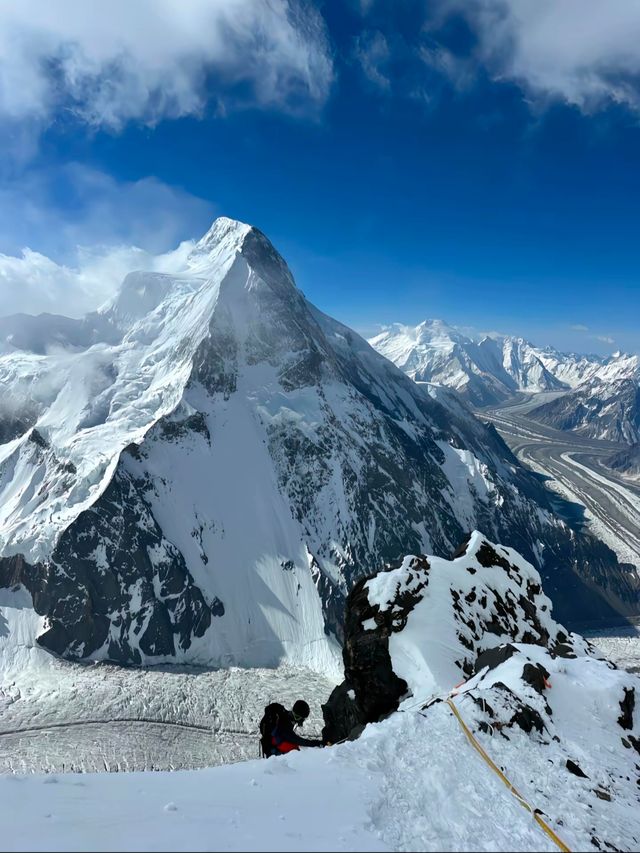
[0,219,636,669]
[0,223,245,563]
[369,320,637,407]
[532,360,640,445]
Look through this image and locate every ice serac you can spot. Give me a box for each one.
[0,218,638,669]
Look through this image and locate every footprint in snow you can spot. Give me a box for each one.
[163,802,178,812]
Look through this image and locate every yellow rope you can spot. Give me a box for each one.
[445,698,571,853]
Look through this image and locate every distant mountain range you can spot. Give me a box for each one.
[369,319,637,409]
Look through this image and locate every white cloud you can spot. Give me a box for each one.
[445,0,640,113]
[0,0,333,130]
[0,163,216,318]
[595,334,615,345]
[0,163,215,261]
[355,31,391,91]
[570,324,589,332]
[0,242,194,319]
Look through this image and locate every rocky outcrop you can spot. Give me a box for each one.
[323,532,640,852]
[322,532,588,742]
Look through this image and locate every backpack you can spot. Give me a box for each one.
[259,702,287,758]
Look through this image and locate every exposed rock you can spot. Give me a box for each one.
[618,687,635,731]
[322,533,584,741]
[321,681,367,745]
[474,643,518,675]
[566,759,589,778]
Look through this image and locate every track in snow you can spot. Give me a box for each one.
[0,660,334,774]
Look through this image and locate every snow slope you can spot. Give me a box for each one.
[3,535,639,853]
[0,219,637,675]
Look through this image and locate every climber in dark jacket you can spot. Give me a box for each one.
[266,699,325,756]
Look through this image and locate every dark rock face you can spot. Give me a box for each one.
[618,687,635,731]
[532,377,640,445]
[474,643,518,675]
[566,759,589,778]
[521,662,551,694]
[322,556,430,742]
[321,681,367,745]
[492,682,547,735]
[0,449,217,664]
[607,443,640,478]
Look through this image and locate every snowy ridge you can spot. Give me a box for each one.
[364,531,579,697]
[0,218,249,561]
[369,319,635,407]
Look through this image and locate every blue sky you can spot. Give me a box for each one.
[0,0,639,354]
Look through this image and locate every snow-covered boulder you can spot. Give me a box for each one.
[323,531,582,737]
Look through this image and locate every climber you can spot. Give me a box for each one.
[259,699,325,757]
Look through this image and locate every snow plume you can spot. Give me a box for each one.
[0,241,195,320]
[0,0,333,130]
[0,164,209,318]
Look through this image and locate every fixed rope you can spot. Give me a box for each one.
[445,698,571,853]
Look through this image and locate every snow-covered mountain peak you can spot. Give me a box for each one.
[414,318,459,341]
[1,222,637,670]
[193,215,253,253]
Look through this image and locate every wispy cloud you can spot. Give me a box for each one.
[568,324,616,346]
[0,164,216,317]
[0,163,215,260]
[355,30,391,91]
[441,0,640,114]
[0,0,333,133]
